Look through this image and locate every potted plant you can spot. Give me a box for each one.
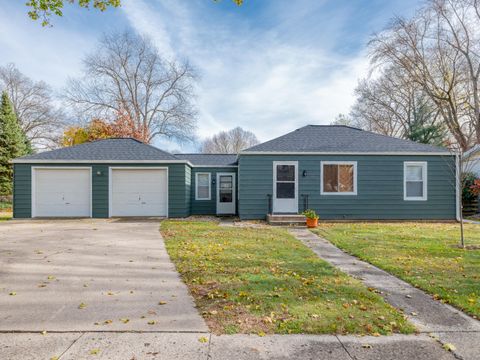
[302,209,319,228]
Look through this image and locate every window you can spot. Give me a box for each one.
[321,161,357,195]
[275,164,296,199]
[195,172,211,200]
[404,162,427,201]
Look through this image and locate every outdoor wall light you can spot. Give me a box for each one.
[303,170,307,177]
[212,178,216,185]
[96,171,102,176]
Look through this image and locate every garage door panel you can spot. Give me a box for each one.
[33,168,91,217]
[110,169,168,217]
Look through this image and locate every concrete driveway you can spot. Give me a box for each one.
[0,219,207,332]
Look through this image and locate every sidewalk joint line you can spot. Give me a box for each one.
[335,335,355,360]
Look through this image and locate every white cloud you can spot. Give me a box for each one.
[122,0,369,150]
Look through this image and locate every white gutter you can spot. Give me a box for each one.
[238,151,452,156]
[11,158,239,168]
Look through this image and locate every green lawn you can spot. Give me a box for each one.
[314,223,480,318]
[161,220,413,335]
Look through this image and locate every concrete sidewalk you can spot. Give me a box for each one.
[0,332,456,360]
[290,228,480,360]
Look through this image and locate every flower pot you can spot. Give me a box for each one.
[306,217,318,228]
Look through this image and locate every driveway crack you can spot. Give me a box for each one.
[58,332,85,359]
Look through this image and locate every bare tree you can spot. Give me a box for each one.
[64,31,197,144]
[0,63,64,149]
[368,0,480,150]
[350,65,446,144]
[201,127,259,153]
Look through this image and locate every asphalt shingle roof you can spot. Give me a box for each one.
[174,154,238,166]
[243,125,449,153]
[16,138,179,161]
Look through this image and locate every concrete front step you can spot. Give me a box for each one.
[267,214,306,226]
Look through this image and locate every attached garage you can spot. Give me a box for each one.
[32,167,91,217]
[109,168,168,217]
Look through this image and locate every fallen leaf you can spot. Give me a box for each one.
[9,292,16,296]
[411,312,418,316]
[120,318,129,324]
[50,357,59,360]
[147,320,156,325]
[258,331,266,337]
[107,291,114,296]
[362,344,372,349]
[104,320,112,325]
[78,302,87,309]
[405,295,412,299]
[443,343,456,352]
[198,336,208,343]
[158,301,167,305]
[38,284,47,288]
[47,276,55,280]
[90,348,100,355]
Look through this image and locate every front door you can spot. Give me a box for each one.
[216,173,236,215]
[273,161,298,213]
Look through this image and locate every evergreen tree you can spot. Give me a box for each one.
[405,96,447,146]
[0,91,29,195]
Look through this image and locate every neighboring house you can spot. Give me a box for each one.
[12,125,458,220]
[463,144,480,177]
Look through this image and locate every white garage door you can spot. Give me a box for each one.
[110,168,168,217]
[33,168,91,217]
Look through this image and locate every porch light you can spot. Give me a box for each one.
[96,171,102,176]
[303,170,307,177]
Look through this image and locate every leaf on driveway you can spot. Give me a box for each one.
[47,276,55,280]
[443,343,456,352]
[107,291,114,296]
[41,330,47,335]
[9,292,16,296]
[198,336,208,343]
[120,318,129,324]
[104,320,112,325]
[147,320,156,325]
[158,301,167,305]
[362,344,372,349]
[50,356,59,360]
[89,348,100,355]
[78,302,87,309]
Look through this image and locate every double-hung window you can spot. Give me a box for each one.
[321,161,357,195]
[195,172,211,200]
[404,162,427,201]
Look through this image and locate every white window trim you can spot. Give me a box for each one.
[195,172,211,201]
[320,161,358,196]
[404,161,428,201]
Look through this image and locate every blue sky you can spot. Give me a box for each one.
[0,0,422,151]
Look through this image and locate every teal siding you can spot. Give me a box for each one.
[13,164,32,218]
[190,167,238,215]
[13,163,191,218]
[238,155,457,220]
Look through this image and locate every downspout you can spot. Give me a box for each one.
[456,153,461,222]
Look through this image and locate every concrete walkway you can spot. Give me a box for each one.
[289,228,480,360]
[0,332,456,360]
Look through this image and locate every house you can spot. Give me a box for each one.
[12,125,458,220]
